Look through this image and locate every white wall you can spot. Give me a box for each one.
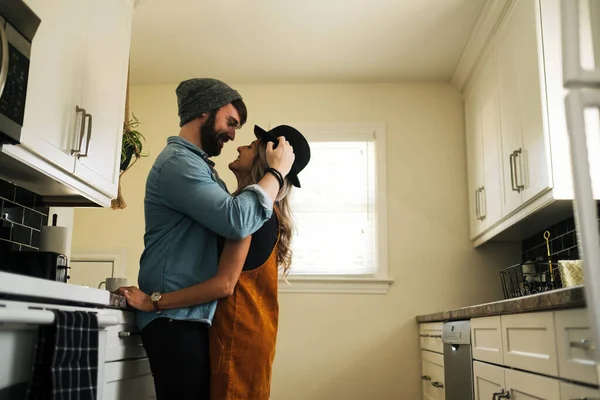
[72,82,520,399]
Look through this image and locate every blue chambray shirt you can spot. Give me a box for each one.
[136,136,273,330]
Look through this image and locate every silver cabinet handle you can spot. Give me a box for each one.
[118,331,139,338]
[479,186,486,220]
[509,152,518,192]
[475,188,481,220]
[0,21,8,98]
[72,106,87,155]
[514,148,524,192]
[431,381,444,389]
[497,391,511,399]
[77,112,93,159]
[420,375,431,381]
[569,339,595,350]
[493,389,508,399]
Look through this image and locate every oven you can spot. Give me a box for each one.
[0,0,40,145]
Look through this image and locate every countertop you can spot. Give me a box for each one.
[416,285,586,323]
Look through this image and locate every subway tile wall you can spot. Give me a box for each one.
[521,202,600,262]
[0,177,49,257]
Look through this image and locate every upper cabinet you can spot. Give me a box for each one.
[458,0,600,245]
[0,0,133,207]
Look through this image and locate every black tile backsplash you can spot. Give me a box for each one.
[0,177,49,259]
[522,202,600,262]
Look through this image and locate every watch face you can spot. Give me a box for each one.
[151,293,161,301]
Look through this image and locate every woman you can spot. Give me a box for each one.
[119,124,310,400]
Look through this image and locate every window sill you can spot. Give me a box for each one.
[278,275,394,294]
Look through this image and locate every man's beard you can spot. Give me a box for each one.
[200,112,228,157]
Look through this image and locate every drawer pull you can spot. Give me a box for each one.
[429,334,442,339]
[118,331,140,338]
[431,381,444,389]
[421,375,431,381]
[420,334,430,338]
[496,391,511,399]
[569,339,595,350]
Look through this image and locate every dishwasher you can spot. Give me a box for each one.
[443,320,474,400]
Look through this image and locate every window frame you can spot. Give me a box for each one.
[269,122,393,294]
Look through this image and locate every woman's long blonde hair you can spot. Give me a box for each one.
[235,140,295,276]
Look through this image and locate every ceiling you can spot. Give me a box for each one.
[130,0,486,85]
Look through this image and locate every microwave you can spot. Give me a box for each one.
[0,0,40,145]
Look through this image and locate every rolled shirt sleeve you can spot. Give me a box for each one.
[158,153,272,239]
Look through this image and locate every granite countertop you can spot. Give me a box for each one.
[416,285,586,323]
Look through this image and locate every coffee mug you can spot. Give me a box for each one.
[98,277,128,293]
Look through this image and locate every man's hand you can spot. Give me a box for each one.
[266,136,295,177]
[117,286,154,312]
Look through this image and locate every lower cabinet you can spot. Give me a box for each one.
[103,359,154,400]
[421,350,445,400]
[474,360,599,400]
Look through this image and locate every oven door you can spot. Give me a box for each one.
[0,18,31,145]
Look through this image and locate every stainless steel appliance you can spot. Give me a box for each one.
[1,251,69,282]
[443,320,474,400]
[0,0,41,145]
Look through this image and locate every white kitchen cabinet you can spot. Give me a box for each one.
[1,0,133,207]
[17,0,88,173]
[458,0,600,245]
[471,316,503,365]
[421,350,445,400]
[74,0,133,197]
[464,49,503,239]
[473,361,506,400]
[419,322,444,354]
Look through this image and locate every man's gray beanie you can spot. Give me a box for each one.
[176,78,242,127]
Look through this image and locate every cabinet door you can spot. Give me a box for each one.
[478,49,503,230]
[17,0,88,172]
[473,361,506,400]
[421,350,444,400]
[511,0,551,203]
[471,316,503,365]
[465,86,486,239]
[74,0,133,198]
[559,381,600,400]
[496,7,524,217]
[504,368,560,399]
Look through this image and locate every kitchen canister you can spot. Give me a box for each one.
[39,214,69,256]
[558,259,584,287]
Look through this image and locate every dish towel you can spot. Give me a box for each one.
[27,310,100,400]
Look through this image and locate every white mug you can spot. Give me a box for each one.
[98,277,128,293]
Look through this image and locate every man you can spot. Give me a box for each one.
[135,78,295,399]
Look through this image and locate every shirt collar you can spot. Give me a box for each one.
[167,136,215,167]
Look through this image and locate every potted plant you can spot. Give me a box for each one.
[111,113,149,209]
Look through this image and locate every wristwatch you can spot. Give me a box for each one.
[150,292,162,313]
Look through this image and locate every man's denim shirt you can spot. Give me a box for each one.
[137,136,273,330]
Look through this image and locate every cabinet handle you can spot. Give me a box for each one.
[430,381,444,389]
[118,331,140,338]
[419,334,430,338]
[77,112,93,159]
[497,391,511,399]
[569,339,595,350]
[509,152,518,192]
[71,106,87,155]
[429,334,442,339]
[514,148,524,192]
[420,375,431,381]
[479,186,486,220]
[0,22,9,98]
[475,188,481,220]
[493,389,509,399]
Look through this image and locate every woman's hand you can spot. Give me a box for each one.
[117,286,153,312]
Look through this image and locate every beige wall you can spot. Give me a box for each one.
[72,83,520,399]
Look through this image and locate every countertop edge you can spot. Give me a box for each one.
[415,286,586,323]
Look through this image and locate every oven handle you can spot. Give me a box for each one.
[0,21,9,99]
[0,308,119,328]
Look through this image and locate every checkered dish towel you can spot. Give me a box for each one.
[28,310,100,400]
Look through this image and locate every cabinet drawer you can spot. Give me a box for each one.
[554,308,598,385]
[504,368,560,400]
[501,311,558,376]
[471,316,503,364]
[104,359,155,399]
[103,310,146,362]
[421,350,445,400]
[559,381,600,399]
[420,322,444,354]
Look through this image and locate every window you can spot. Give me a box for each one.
[271,123,392,294]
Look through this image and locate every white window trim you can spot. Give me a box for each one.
[269,122,393,294]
